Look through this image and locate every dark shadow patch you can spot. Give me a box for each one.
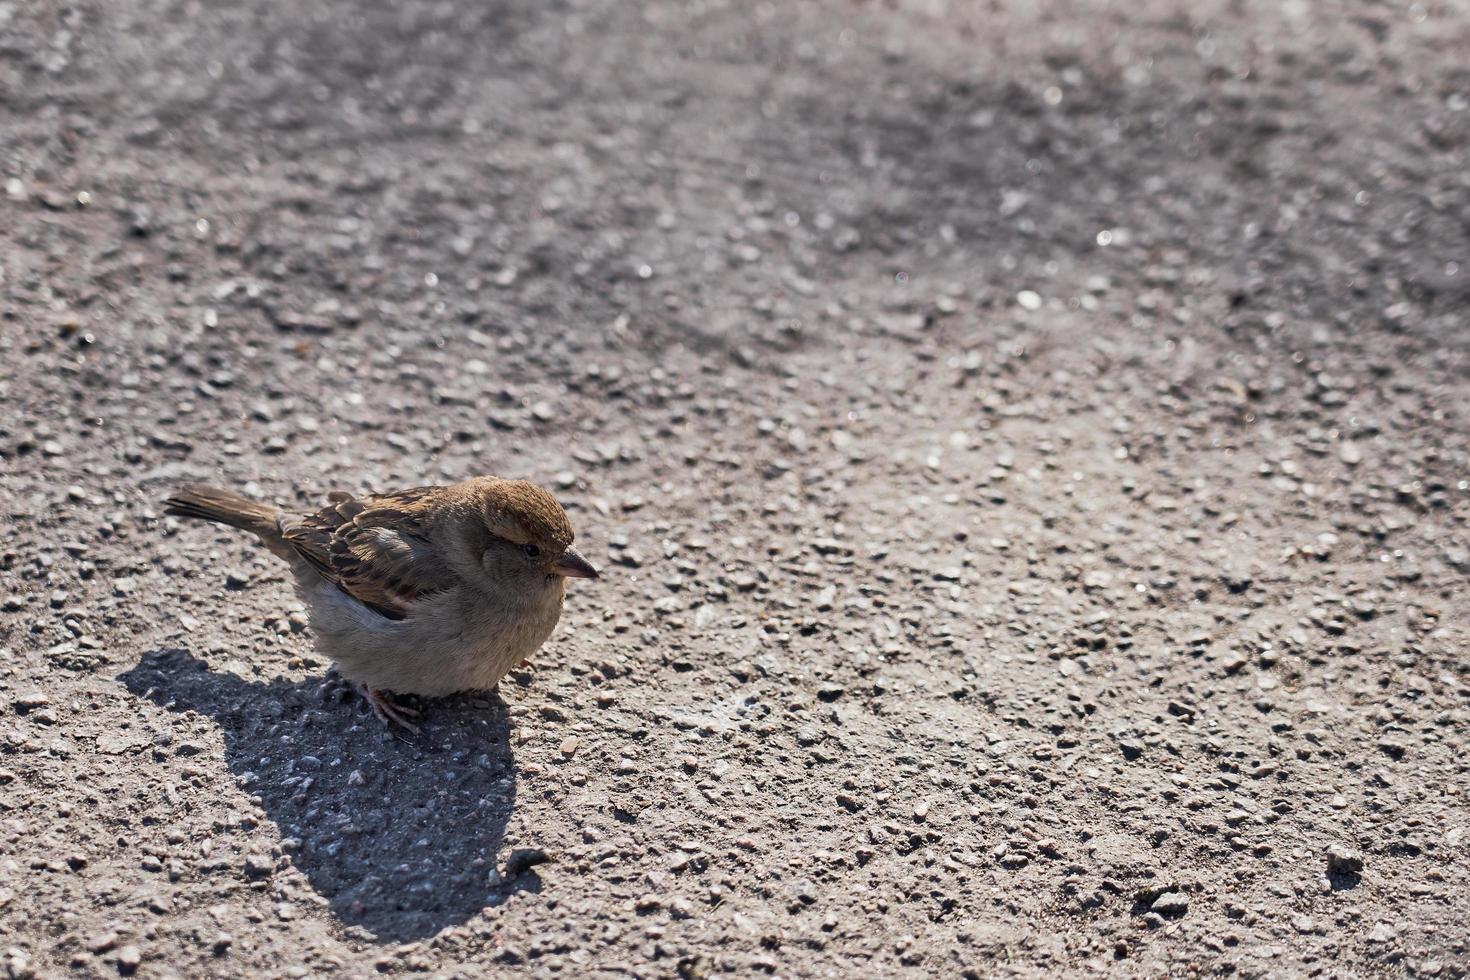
[120,648,525,943]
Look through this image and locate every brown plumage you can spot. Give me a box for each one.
[162,477,598,731]
[278,486,460,621]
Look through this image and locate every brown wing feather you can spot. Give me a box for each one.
[282,486,454,620]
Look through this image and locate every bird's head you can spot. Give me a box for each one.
[465,478,598,600]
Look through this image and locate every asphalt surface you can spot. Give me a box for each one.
[2,0,1469,977]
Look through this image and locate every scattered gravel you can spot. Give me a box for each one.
[3,0,1469,977]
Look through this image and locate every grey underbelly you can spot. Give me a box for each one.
[297,575,564,696]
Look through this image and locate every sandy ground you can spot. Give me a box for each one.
[3,0,1469,976]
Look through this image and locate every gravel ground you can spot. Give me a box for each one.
[3,0,1470,977]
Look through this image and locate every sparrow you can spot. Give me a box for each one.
[162,476,599,732]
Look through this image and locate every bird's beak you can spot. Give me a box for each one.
[552,548,599,580]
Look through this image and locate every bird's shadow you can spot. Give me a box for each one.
[120,648,531,943]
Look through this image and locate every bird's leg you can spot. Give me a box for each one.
[357,683,421,734]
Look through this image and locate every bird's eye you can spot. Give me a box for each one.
[521,543,541,559]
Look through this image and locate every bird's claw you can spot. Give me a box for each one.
[358,683,421,734]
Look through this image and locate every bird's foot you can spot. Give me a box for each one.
[357,683,421,734]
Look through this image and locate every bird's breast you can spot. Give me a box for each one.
[302,576,566,696]
[451,586,565,688]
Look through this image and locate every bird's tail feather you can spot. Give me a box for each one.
[163,485,283,543]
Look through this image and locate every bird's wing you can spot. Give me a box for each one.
[281,486,457,620]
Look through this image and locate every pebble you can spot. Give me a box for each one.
[559,736,579,758]
[1150,891,1189,915]
[1366,922,1396,944]
[116,945,142,972]
[12,694,50,713]
[1,948,31,980]
[504,848,551,876]
[1377,739,1406,760]
[1325,843,1363,876]
[243,854,274,879]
